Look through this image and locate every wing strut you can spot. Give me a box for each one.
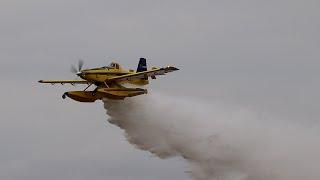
[83,83,93,91]
[104,81,109,88]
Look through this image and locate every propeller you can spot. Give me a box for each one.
[71,59,84,74]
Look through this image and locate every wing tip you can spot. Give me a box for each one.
[173,67,180,71]
[166,66,180,71]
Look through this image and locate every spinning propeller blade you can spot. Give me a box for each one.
[71,59,85,74]
[71,65,78,73]
[78,59,84,71]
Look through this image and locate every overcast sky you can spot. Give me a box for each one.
[1,0,320,179]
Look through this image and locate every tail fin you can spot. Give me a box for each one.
[137,58,147,72]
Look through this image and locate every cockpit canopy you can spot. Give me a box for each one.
[101,62,121,69]
[108,62,120,69]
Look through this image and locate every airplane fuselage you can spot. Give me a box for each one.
[79,68,149,86]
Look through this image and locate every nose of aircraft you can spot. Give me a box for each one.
[76,70,87,78]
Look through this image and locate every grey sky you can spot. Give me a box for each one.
[1,0,320,179]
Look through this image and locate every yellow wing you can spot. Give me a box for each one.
[106,66,179,82]
[38,80,89,85]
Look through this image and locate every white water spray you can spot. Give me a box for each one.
[103,93,320,180]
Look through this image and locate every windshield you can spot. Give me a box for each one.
[101,62,120,69]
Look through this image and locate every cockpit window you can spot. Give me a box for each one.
[102,62,120,69]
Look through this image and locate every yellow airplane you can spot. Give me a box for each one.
[39,58,179,102]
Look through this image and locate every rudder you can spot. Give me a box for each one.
[137,58,147,72]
